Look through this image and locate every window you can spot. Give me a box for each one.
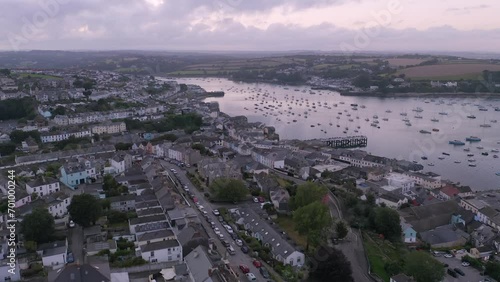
[150,251,154,257]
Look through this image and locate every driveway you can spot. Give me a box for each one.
[435,255,492,282]
[160,160,275,281]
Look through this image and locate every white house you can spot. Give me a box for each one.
[385,173,415,194]
[38,240,68,270]
[40,129,91,143]
[26,177,60,197]
[403,171,442,189]
[139,239,182,263]
[136,229,176,246]
[110,152,132,174]
[46,194,72,218]
[376,193,408,209]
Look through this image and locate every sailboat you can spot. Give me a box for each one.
[480,118,491,128]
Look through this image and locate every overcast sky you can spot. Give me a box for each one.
[1,0,499,53]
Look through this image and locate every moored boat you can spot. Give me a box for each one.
[449,140,465,146]
[466,136,481,142]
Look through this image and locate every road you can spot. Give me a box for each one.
[160,160,272,282]
[68,224,85,264]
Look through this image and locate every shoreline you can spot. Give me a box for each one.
[340,91,500,98]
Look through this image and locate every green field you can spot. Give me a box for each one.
[363,232,407,282]
[409,73,483,81]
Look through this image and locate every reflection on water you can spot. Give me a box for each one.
[164,77,500,191]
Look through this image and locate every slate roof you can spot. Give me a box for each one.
[54,264,110,282]
[140,239,179,252]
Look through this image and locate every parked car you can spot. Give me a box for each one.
[230,233,238,240]
[454,268,465,276]
[218,216,224,222]
[462,262,470,267]
[213,209,220,216]
[66,251,74,263]
[259,267,270,279]
[235,239,243,246]
[447,269,458,278]
[241,246,249,253]
[252,260,262,268]
[239,265,250,274]
[444,253,453,258]
[210,222,216,228]
[217,233,224,239]
[227,246,235,255]
[258,196,265,203]
[68,220,75,228]
[214,228,220,234]
[253,197,259,203]
[221,240,230,247]
[246,273,257,281]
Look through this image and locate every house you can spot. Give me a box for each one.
[136,229,176,246]
[270,188,290,213]
[40,129,91,143]
[129,214,169,235]
[26,176,60,197]
[390,273,415,282]
[401,222,417,243]
[21,137,39,152]
[109,194,136,212]
[376,193,408,209]
[14,186,31,208]
[184,246,214,282]
[0,258,21,282]
[402,171,442,189]
[37,240,68,270]
[439,184,460,200]
[470,246,494,261]
[139,239,182,263]
[400,200,462,232]
[420,224,470,248]
[236,208,305,267]
[86,240,118,256]
[50,264,110,282]
[198,158,242,185]
[59,161,96,189]
[46,193,72,218]
[110,152,132,174]
[251,149,287,169]
[91,122,126,135]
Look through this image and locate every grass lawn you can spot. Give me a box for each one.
[407,73,482,81]
[362,232,407,282]
[274,215,307,249]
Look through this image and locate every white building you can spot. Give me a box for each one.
[385,173,415,194]
[38,240,68,270]
[110,152,132,174]
[139,239,182,263]
[26,177,60,197]
[403,171,442,189]
[46,194,72,218]
[41,130,91,143]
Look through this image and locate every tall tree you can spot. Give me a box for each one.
[293,201,331,250]
[336,221,349,239]
[404,252,445,282]
[310,246,353,282]
[21,207,55,244]
[372,207,402,242]
[291,182,328,210]
[209,178,248,202]
[68,194,103,227]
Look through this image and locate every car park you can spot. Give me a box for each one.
[454,268,465,276]
[239,265,250,274]
[447,268,458,278]
[246,273,257,281]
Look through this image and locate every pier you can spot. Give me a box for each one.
[323,135,368,148]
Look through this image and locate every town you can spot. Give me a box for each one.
[0,67,498,282]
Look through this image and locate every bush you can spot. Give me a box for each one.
[462,255,484,270]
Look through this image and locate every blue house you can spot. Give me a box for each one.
[401,223,417,243]
[60,161,96,189]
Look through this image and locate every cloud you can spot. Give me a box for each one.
[0,0,498,52]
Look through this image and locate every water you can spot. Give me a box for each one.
[164,77,500,191]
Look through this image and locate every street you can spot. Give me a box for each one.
[160,160,272,282]
[68,224,85,264]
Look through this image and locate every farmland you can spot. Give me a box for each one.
[385,58,428,67]
[398,63,500,80]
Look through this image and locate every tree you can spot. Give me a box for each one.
[209,178,248,202]
[353,72,371,89]
[52,106,66,116]
[336,221,348,239]
[68,194,103,227]
[310,246,353,282]
[404,252,445,282]
[294,201,331,250]
[486,261,500,281]
[103,174,128,197]
[21,207,55,244]
[372,207,402,242]
[291,182,328,210]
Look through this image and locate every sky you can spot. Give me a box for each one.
[1,0,499,53]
